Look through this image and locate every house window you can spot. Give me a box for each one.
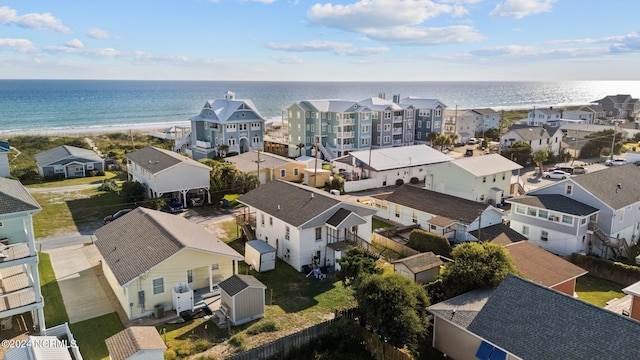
[187,270,193,284]
[315,227,322,241]
[383,136,390,144]
[311,125,315,132]
[269,217,273,226]
[538,210,548,219]
[285,226,290,240]
[541,231,548,241]
[395,205,401,218]
[152,278,165,295]
[226,124,236,130]
[261,213,264,226]
[407,109,413,118]
[377,124,381,132]
[239,123,247,130]
[435,109,441,117]
[417,132,421,139]
[522,225,529,235]
[516,205,525,214]
[527,207,536,216]
[480,194,485,201]
[252,136,260,144]
[384,124,391,131]
[566,185,573,195]
[426,121,431,128]
[482,177,486,183]
[418,120,422,128]
[384,111,391,119]
[412,210,418,224]
[306,124,310,131]
[581,218,587,225]
[562,215,573,224]
[211,263,219,270]
[361,138,369,146]
[280,169,286,178]
[434,121,441,128]
[294,168,299,176]
[228,138,236,146]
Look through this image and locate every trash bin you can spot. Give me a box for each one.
[154,304,165,319]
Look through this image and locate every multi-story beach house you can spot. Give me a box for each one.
[443,108,500,144]
[520,107,563,127]
[592,94,640,121]
[0,177,45,332]
[285,100,372,160]
[188,91,265,160]
[358,94,411,149]
[399,96,446,145]
[563,105,606,124]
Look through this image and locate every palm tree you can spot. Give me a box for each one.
[217,144,229,158]
[427,132,438,145]
[296,142,305,157]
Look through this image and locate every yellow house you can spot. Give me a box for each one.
[94,207,243,320]
[225,150,307,184]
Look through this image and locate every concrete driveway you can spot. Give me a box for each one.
[46,244,113,324]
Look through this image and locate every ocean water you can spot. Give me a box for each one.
[1,79,640,135]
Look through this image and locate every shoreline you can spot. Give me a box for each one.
[0,121,191,138]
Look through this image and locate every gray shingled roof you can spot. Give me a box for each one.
[105,326,166,360]
[507,194,599,216]
[468,223,528,244]
[125,146,211,174]
[237,180,341,227]
[94,207,242,286]
[399,97,446,109]
[0,177,41,215]
[379,185,488,224]
[427,288,493,328]
[219,274,266,297]
[571,164,640,209]
[468,274,640,359]
[34,145,101,166]
[506,126,550,141]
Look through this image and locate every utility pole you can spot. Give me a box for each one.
[610,121,618,161]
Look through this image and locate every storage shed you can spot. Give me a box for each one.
[392,252,444,284]
[245,240,276,272]
[218,274,266,326]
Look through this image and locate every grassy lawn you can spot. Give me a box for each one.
[575,274,626,307]
[38,252,69,327]
[70,313,124,360]
[25,171,120,188]
[31,188,128,238]
[217,219,240,242]
[372,218,395,232]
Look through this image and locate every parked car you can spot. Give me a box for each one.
[468,138,479,145]
[605,158,627,166]
[104,209,132,224]
[464,148,474,157]
[188,194,205,207]
[542,170,571,179]
[573,166,587,174]
[556,166,574,175]
[165,198,184,213]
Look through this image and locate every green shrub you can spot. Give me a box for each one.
[228,333,248,352]
[246,319,280,335]
[193,356,217,360]
[408,228,451,256]
[193,339,212,352]
[164,349,177,360]
[174,342,194,357]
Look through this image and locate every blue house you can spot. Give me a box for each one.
[189,91,265,160]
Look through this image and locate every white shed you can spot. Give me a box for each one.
[218,275,267,326]
[245,240,276,272]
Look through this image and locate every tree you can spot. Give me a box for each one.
[336,247,380,287]
[354,272,430,356]
[198,159,258,203]
[484,128,501,141]
[439,242,517,299]
[427,131,438,145]
[433,134,448,151]
[296,142,305,157]
[581,129,623,158]
[533,149,549,175]
[121,180,145,203]
[407,229,451,257]
[501,141,532,166]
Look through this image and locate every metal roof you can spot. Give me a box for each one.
[336,144,452,172]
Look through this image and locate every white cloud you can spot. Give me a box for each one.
[65,39,84,49]
[365,25,484,45]
[489,0,555,19]
[0,6,70,33]
[266,40,389,56]
[86,28,119,40]
[0,38,36,53]
[273,54,304,64]
[471,44,606,59]
[307,0,454,32]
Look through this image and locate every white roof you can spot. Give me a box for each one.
[357,97,403,111]
[399,97,446,109]
[452,154,522,177]
[341,145,452,171]
[298,100,363,113]
[4,336,72,360]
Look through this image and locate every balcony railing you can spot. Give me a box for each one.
[0,243,32,264]
[195,140,212,149]
[335,144,354,150]
[392,128,403,135]
[393,139,403,145]
[337,131,354,138]
[393,116,403,123]
[340,118,355,125]
[0,288,36,312]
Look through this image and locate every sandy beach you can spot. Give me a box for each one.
[0,121,191,138]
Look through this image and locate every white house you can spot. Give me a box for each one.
[0,177,45,332]
[443,108,500,144]
[0,140,10,177]
[501,126,562,156]
[126,146,212,207]
[94,207,243,320]
[563,105,606,124]
[237,180,377,272]
[331,144,452,192]
[425,154,523,204]
[520,107,563,127]
[508,164,640,258]
[370,185,505,243]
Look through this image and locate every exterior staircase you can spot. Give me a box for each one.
[172,131,192,152]
[317,142,334,161]
[589,222,629,259]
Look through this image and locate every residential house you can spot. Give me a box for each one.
[399,96,447,145]
[370,185,504,243]
[225,150,308,184]
[428,274,640,360]
[125,146,212,207]
[506,194,599,256]
[285,99,372,160]
[504,241,587,295]
[563,105,606,124]
[468,223,528,245]
[358,94,409,149]
[425,153,523,204]
[500,125,562,156]
[34,145,104,178]
[521,107,563,127]
[0,178,44,333]
[188,91,265,160]
[510,164,640,258]
[105,326,166,360]
[237,180,377,272]
[94,207,243,320]
[216,274,266,326]
[593,94,640,120]
[0,140,10,177]
[443,108,500,144]
[331,144,452,192]
[4,336,73,360]
[392,252,444,284]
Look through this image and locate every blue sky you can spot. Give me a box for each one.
[1,0,639,81]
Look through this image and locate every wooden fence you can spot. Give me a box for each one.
[371,233,420,259]
[226,309,412,360]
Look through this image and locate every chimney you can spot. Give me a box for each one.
[378,92,386,100]
[225,91,236,100]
